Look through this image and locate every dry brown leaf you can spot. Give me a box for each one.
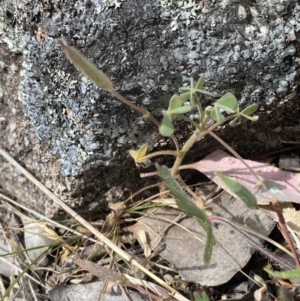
[60,246,71,265]
[128,192,274,286]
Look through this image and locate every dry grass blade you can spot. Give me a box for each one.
[0,193,102,247]
[124,273,170,298]
[73,257,132,287]
[0,255,45,288]
[0,148,189,301]
[73,257,170,300]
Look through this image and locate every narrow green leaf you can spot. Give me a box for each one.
[156,164,215,264]
[195,77,205,90]
[179,87,191,93]
[216,173,257,208]
[180,92,191,101]
[194,292,210,301]
[190,91,196,107]
[57,39,114,92]
[216,93,238,113]
[168,95,183,112]
[159,113,174,136]
[190,77,195,89]
[195,89,214,97]
[217,105,236,114]
[264,268,300,279]
[241,103,258,116]
[210,107,225,124]
[170,106,192,114]
[197,216,215,265]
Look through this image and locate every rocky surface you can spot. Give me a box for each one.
[0,0,300,217]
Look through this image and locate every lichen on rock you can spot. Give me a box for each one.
[4,0,299,177]
[157,0,299,105]
[20,0,174,176]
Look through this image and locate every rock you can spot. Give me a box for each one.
[49,282,147,301]
[0,0,300,217]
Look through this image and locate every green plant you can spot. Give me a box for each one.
[58,39,289,268]
[193,291,210,301]
[264,268,300,279]
[57,39,259,179]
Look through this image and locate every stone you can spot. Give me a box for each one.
[0,0,300,218]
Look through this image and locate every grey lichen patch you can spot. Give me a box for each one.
[20,0,178,177]
[21,36,145,177]
[0,5,26,53]
[102,0,127,9]
[158,0,300,105]
[158,0,202,30]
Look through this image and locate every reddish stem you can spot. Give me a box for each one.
[271,198,300,268]
[208,215,294,270]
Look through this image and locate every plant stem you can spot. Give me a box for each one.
[138,150,179,162]
[171,129,207,177]
[207,129,265,189]
[112,90,149,116]
[178,114,201,129]
[208,215,294,270]
[111,91,180,153]
[170,114,237,177]
[271,199,300,268]
[229,217,293,258]
[177,174,204,208]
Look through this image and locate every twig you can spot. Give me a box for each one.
[271,198,300,268]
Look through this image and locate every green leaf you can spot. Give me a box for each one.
[170,105,192,114]
[216,93,238,113]
[195,89,214,97]
[190,77,195,89]
[180,92,191,101]
[168,95,183,112]
[159,113,174,136]
[179,87,191,93]
[129,144,148,160]
[210,107,225,124]
[241,103,258,116]
[156,164,215,264]
[195,77,205,90]
[216,173,257,209]
[201,221,215,265]
[194,292,210,301]
[264,268,300,279]
[57,39,114,92]
[190,91,196,107]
